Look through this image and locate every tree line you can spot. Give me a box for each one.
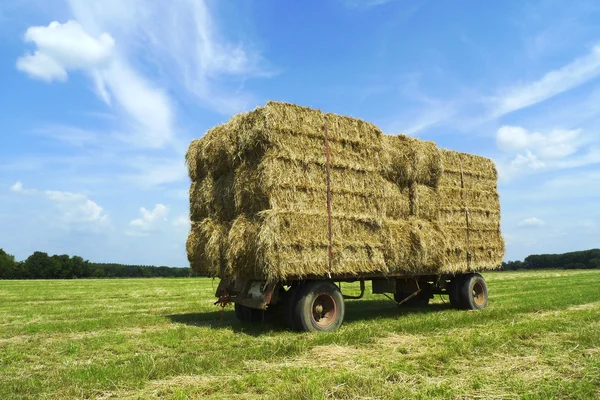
[0,249,194,279]
[2,248,600,279]
[502,249,600,271]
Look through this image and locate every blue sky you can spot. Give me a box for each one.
[1,0,600,266]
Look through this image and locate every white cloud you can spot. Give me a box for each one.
[497,125,581,159]
[490,44,600,117]
[67,0,271,115]
[518,217,546,228]
[16,20,114,82]
[128,204,169,235]
[172,215,190,228]
[44,190,108,224]
[98,61,174,147]
[10,182,108,226]
[17,19,174,148]
[509,150,546,170]
[495,125,595,178]
[10,181,23,192]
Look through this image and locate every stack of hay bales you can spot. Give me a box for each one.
[186,102,504,282]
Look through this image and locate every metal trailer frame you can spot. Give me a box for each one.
[214,272,489,332]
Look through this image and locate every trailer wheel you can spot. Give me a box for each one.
[283,284,301,331]
[234,303,265,323]
[294,281,345,332]
[458,273,488,310]
[448,278,461,308]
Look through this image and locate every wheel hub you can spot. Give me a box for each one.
[311,293,337,329]
[472,281,485,306]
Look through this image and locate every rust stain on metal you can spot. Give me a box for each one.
[263,282,276,305]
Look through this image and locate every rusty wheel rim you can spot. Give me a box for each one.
[311,293,337,329]
[472,281,485,306]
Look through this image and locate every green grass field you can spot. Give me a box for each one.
[1,270,599,399]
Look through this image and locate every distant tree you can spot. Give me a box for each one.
[24,252,61,279]
[0,249,17,279]
[588,258,600,269]
[0,248,191,279]
[502,260,524,271]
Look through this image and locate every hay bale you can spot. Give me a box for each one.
[440,226,504,273]
[383,218,447,274]
[409,183,439,221]
[227,215,262,279]
[252,210,387,281]
[382,134,443,187]
[187,218,229,276]
[186,101,504,281]
[439,150,497,190]
[189,173,236,223]
[189,181,208,221]
[185,140,206,182]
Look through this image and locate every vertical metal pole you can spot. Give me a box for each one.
[325,122,333,278]
[459,157,472,268]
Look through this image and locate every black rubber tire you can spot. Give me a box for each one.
[448,277,462,308]
[457,273,488,310]
[234,303,265,323]
[283,284,301,331]
[394,290,431,307]
[293,281,345,332]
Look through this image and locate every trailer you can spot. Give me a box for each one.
[215,272,488,331]
[187,102,503,332]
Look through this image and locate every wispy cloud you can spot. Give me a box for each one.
[17,19,175,148]
[489,44,600,117]
[67,0,272,115]
[518,217,546,228]
[10,181,23,192]
[9,182,109,227]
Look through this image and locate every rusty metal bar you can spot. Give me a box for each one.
[342,280,365,300]
[396,288,422,306]
[324,121,333,277]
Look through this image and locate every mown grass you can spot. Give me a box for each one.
[0,270,599,399]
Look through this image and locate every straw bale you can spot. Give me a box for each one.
[201,124,237,177]
[438,209,501,230]
[189,181,209,221]
[257,210,383,249]
[382,134,443,187]
[234,156,410,219]
[383,218,447,274]
[256,245,387,281]
[187,218,229,276]
[440,226,504,273]
[440,149,497,186]
[438,170,497,190]
[186,101,504,280]
[233,160,269,216]
[409,184,440,221]
[226,215,262,279]
[189,172,236,222]
[251,210,388,280]
[234,102,383,157]
[185,139,205,181]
